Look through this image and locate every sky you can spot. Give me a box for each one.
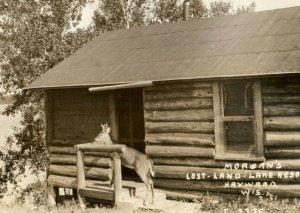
[77,0,300,30]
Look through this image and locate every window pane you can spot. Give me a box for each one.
[223,81,254,116]
[225,121,255,154]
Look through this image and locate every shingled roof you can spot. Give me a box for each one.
[26,6,300,90]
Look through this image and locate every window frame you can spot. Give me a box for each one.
[213,80,264,161]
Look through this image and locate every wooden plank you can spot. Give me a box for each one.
[77,149,86,207]
[49,165,112,181]
[154,179,235,194]
[89,81,153,92]
[158,188,204,201]
[145,145,214,158]
[145,133,214,146]
[262,77,300,85]
[145,121,214,134]
[253,81,264,158]
[153,158,300,170]
[49,146,110,157]
[76,144,126,153]
[50,155,112,168]
[263,95,300,105]
[47,175,110,189]
[264,117,300,130]
[145,88,212,100]
[51,139,88,146]
[265,132,300,146]
[263,104,300,116]
[262,85,300,94]
[79,187,114,200]
[144,98,213,110]
[49,146,76,154]
[265,147,300,158]
[145,82,212,91]
[154,165,300,183]
[222,116,253,122]
[144,109,214,122]
[112,153,122,205]
[48,175,78,188]
[212,82,224,156]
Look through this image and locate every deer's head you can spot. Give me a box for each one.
[93,123,113,144]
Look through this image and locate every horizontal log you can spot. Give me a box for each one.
[145,133,214,146]
[145,121,214,134]
[144,109,213,122]
[146,145,214,158]
[152,158,300,170]
[154,179,300,197]
[144,98,213,110]
[263,104,300,116]
[49,146,110,157]
[154,179,225,192]
[145,82,212,91]
[262,77,300,85]
[263,95,300,105]
[154,166,300,183]
[49,146,76,154]
[262,85,300,95]
[47,175,110,189]
[145,88,212,100]
[265,147,300,158]
[265,132,300,147]
[264,117,300,130]
[158,188,204,201]
[159,188,246,201]
[79,187,114,201]
[51,139,89,146]
[49,165,112,181]
[50,155,112,168]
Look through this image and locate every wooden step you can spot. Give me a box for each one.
[121,190,167,210]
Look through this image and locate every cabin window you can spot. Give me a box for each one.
[213,80,264,161]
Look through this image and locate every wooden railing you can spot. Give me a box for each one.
[74,144,127,208]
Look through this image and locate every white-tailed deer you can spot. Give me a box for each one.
[93,124,155,205]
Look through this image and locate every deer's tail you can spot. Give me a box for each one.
[147,158,155,177]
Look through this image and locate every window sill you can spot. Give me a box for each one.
[215,154,265,162]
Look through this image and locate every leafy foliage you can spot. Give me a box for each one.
[0,0,97,193]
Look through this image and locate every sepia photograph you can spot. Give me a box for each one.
[1,0,300,212]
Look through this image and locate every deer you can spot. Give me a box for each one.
[93,124,155,205]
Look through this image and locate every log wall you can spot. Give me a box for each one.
[144,79,300,198]
[46,89,112,187]
[45,79,300,199]
[262,77,300,160]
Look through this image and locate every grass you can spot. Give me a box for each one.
[1,195,300,213]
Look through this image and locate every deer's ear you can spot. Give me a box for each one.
[101,124,104,130]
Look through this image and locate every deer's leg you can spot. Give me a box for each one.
[149,177,154,204]
[135,163,152,205]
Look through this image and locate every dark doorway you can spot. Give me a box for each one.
[115,88,145,179]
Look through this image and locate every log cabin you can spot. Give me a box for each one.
[25,6,300,200]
